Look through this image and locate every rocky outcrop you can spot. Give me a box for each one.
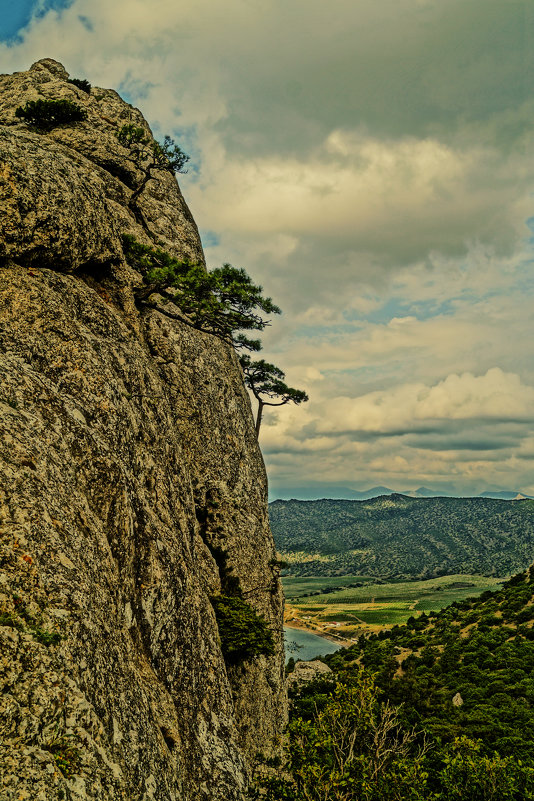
[0,57,201,269]
[0,60,285,801]
[287,660,332,688]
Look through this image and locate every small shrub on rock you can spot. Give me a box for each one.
[67,77,91,94]
[44,738,81,778]
[15,98,88,130]
[211,594,274,664]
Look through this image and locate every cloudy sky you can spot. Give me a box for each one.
[2,0,534,496]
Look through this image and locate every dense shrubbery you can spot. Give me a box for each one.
[210,595,274,664]
[436,737,534,801]
[15,98,87,129]
[253,670,430,801]
[263,570,534,799]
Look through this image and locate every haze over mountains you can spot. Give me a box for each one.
[269,484,533,501]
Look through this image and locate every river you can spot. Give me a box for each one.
[284,626,342,661]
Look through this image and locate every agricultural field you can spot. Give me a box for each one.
[282,575,373,598]
[286,569,534,799]
[283,573,506,639]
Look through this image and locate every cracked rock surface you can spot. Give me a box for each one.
[0,59,285,801]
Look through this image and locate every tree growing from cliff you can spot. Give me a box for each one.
[122,236,308,435]
[240,355,308,435]
[117,124,189,228]
[122,235,279,351]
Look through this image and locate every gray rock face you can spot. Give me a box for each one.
[287,660,332,687]
[0,58,203,268]
[452,692,464,707]
[0,60,285,801]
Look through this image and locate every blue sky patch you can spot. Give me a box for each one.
[0,0,73,41]
[200,231,220,249]
[117,74,156,105]
[78,15,93,32]
[34,0,73,18]
[0,0,35,40]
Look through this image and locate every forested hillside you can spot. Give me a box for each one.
[270,495,534,579]
[255,567,534,800]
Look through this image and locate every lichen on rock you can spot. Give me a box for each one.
[0,59,285,801]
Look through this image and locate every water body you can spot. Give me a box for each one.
[284,626,342,661]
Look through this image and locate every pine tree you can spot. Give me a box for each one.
[240,355,308,435]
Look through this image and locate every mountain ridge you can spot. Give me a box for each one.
[270,495,534,579]
[270,484,533,501]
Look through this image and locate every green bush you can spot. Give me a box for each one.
[211,594,274,664]
[68,77,91,94]
[117,124,189,174]
[255,671,430,801]
[0,611,23,630]
[44,738,81,778]
[15,98,88,130]
[437,737,534,800]
[121,234,188,277]
[31,627,63,647]
[1,596,62,646]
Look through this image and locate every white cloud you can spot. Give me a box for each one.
[2,0,534,493]
[259,367,534,492]
[189,134,533,280]
[315,369,534,436]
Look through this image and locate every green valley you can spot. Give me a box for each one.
[259,567,534,800]
[283,573,505,639]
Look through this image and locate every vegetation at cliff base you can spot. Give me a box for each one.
[15,98,87,129]
[263,568,534,799]
[254,669,430,801]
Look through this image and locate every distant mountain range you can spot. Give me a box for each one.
[269,484,533,501]
[269,494,534,579]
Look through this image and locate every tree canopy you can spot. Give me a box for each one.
[240,355,308,435]
[122,235,280,351]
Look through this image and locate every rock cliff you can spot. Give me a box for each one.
[0,59,285,801]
